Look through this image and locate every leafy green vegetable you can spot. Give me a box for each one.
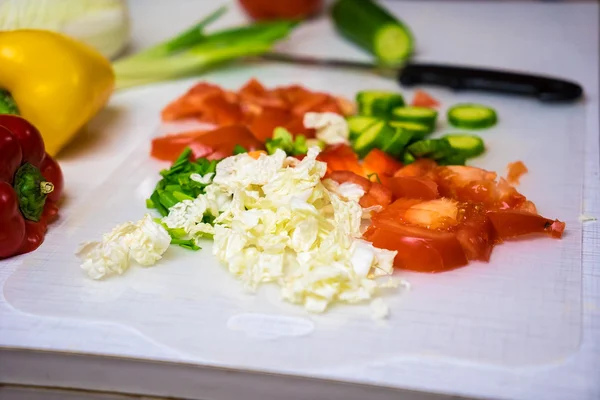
[233,144,248,154]
[265,127,309,156]
[147,147,219,217]
[154,218,201,251]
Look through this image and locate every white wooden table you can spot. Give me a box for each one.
[1,1,598,399]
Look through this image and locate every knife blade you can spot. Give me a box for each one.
[259,53,583,103]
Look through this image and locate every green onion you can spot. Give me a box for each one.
[113,7,299,90]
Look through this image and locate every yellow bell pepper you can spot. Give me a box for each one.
[0,29,115,156]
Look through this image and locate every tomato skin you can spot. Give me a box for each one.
[506,160,528,185]
[239,0,322,20]
[360,183,392,208]
[39,153,64,204]
[151,126,263,162]
[202,94,243,126]
[455,203,495,261]
[363,149,403,178]
[328,170,371,193]
[411,90,440,108]
[318,144,364,175]
[249,107,292,142]
[487,210,565,239]
[388,176,439,200]
[368,221,468,272]
[394,158,438,178]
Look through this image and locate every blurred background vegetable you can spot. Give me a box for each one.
[0,0,130,60]
[239,0,323,21]
[113,6,298,89]
[0,29,115,156]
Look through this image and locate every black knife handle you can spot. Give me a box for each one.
[399,63,583,102]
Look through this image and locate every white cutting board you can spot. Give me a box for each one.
[2,62,586,377]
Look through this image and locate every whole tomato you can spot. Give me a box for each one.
[239,0,323,20]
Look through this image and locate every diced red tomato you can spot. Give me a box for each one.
[411,90,440,108]
[151,125,263,162]
[506,161,528,185]
[328,170,371,193]
[249,107,292,142]
[394,158,438,178]
[291,92,329,116]
[162,83,224,121]
[487,210,565,239]
[360,183,392,208]
[363,149,403,178]
[368,221,468,273]
[319,144,364,175]
[388,176,439,200]
[201,94,244,126]
[455,203,495,261]
[284,116,316,138]
[239,78,287,110]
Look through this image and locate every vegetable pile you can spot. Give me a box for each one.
[78,79,566,318]
[0,115,64,259]
[152,79,354,161]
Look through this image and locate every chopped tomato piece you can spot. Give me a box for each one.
[335,96,356,116]
[151,125,263,162]
[239,78,287,110]
[506,161,528,185]
[368,221,468,272]
[319,144,364,175]
[455,203,495,261]
[291,92,329,116]
[363,149,403,178]
[360,183,392,208]
[411,90,440,108]
[394,158,438,178]
[328,170,371,193]
[373,198,458,231]
[388,176,439,200]
[487,210,565,239]
[162,83,224,121]
[150,130,208,162]
[249,107,292,142]
[201,94,244,126]
[284,116,316,138]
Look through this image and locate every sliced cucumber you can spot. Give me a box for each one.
[407,138,452,159]
[437,153,467,166]
[381,126,413,158]
[331,0,414,65]
[443,134,485,158]
[357,91,405,118]
[447,103,498,129]
[391,106,437,126]
[353,120,393,157]
[346,115,378,140]
[388,120,433,140]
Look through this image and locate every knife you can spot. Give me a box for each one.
[259,53,583,103]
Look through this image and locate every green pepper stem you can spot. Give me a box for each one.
[40,181,54,194]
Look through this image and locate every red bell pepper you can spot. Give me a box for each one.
[0,115,63,259]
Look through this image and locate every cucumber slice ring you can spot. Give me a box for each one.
[447,103,498,129]
[391,106,438,125]
[443,134,486,158]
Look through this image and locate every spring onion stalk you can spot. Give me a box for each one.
[0,0,130,59]
[113,7,298,90]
